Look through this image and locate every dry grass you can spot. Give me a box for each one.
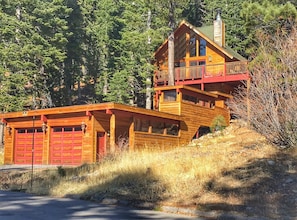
[1,120,296,218]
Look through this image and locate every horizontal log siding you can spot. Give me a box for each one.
[82,116,93,163]
[4,130,13,164]
[179,101,230,145]
[158,102,181,115]
[133,132,180,150]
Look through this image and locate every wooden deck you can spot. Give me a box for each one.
[154,61,249,87]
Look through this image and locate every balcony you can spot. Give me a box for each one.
[155,61,249,86]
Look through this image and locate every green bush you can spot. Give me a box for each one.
[210,115,227,133]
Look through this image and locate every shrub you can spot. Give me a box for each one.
[210,115,227,133]
[229,27,297,148]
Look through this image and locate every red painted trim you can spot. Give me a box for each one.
[173,72,249,86]
[106,109,113,115]
[41,115,47,123]
[86,111,92,117]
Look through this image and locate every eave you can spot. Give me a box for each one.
[1,102,181,122]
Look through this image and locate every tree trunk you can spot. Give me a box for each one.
[146,9,152,109]
[168,32,175,86]
[168,0,176,86]
[146,77,152,109]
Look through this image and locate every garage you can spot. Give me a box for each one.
[50,126,83,165]
[14,128,43,164]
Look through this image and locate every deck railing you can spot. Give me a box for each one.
[155,61,248,83]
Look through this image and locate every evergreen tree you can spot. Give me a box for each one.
[106,0,155,106]
[241,0,297,55]
[0,0,72,111]
[203,0,247,56]
[79,0,121,104]
[182,0,206,27]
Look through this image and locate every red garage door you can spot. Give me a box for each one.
[50,126,82,165]
[14,128,43,164]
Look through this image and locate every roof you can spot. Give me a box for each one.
[155,20,247,61]
[197,25,246,61]
[1,102,181,122]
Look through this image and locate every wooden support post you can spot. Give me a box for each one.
[176,88,182,102]
[129,117,135,151]
[109,113,116,153]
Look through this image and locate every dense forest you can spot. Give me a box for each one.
[0,0,296,112]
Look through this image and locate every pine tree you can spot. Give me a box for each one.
[0,0,72,111]
[203,0,247,56]
[182,0,206,27]
[79,0,121,104]
[241,0,297,55]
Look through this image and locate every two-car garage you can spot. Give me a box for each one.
[14,126,83,165]
[2,102,185,166]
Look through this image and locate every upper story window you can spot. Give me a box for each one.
[190,37,196,57]
[164,91,176,101]
[199,38,206,56]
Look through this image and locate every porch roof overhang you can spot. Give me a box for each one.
[155,85,220,99]
[154,85,232,103]
[0,102,182,123]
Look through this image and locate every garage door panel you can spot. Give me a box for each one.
[14,129,43,165]
[50,126,82,165]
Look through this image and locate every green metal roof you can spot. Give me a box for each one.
[196,25,246,61]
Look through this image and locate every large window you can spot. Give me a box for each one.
[199,38,206,56]
[190,37,196,57]
[135,118,179,136]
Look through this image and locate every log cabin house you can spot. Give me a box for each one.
[154,13,249,94]
[0,14,247,166]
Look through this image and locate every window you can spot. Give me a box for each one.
[134,118,179,136]
[190,37,196,57]
[199,38,206,56]
[135,118,149,132]
[182,94,198,104]
[164,91,176,101]
[165,123,179,136]
[151,121,164,134]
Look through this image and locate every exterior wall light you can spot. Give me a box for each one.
[42,122,47,133]
[81,122,87,133]
[6,125,12,135]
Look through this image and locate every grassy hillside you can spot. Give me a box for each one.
[0,120,296,219]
